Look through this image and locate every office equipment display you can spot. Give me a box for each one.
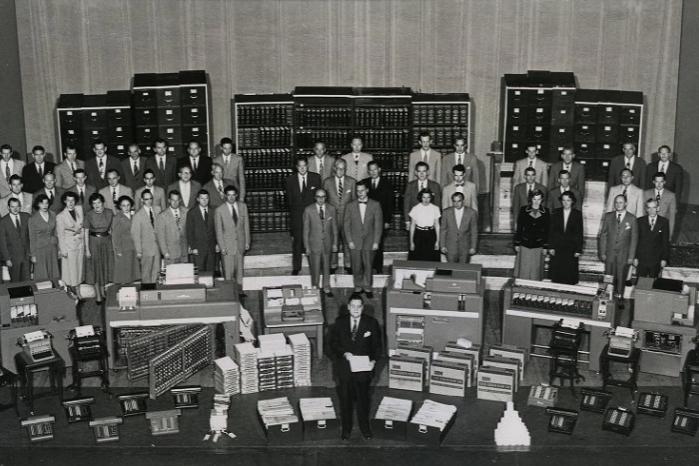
[388,355,424,392]
[494,402,531,452]
[408,399,457,446]
[257,397,302,442]
[21,415,56,442]
[580,389,612,413]
[126,325,203,380]
[671,408,699,436]
[488,345,527,382]
[636,392,668,417]
[170,386,202,409]
[395,344,432,389]
[214,356,240,396]
[633,278,696,326]
[20,330,55,363]
[602,406,635,436]
[429,360,468,397]
[607,326,638,358]
[204,393,236,443]
[89,416,123,443]
[435,350,475,387]
[68,325,109,393]
[288,333,311,387]
[146,409,182,436]
[299,397,338,441]
[528,385,558,408]
[118,392,148,417]
[477,366,516,403]
[445,341,482,370]
[372,396,413,441]
[62,396,94,423]
[482,355,521,392]
[683,349,699,409]
[234,342,259,394]
[546,407,578,435]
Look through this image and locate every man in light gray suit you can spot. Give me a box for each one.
[440,137,479,192]
[0,175,33,216]
[409,132,442,185]
[131,188,162,283]
[606,168,644,219]
[512,144,549,186]
[441,164,478,211]
[202,163,235,209]
[307,141,335,181]
[645,171,678,238]
[344,182,383,297]
[134,169,167,212]
[168,165,201,210]
[341,137,373,182]
[155,190,188,265]
[0,144,25,198]
[303,188,337,295]
[213,138,246,201]
[215,185,250,293]
[54,144,84,189]
[323,158,356,273]
[440,192,478,263]
[548,146,586,198]
[99,169,133,213]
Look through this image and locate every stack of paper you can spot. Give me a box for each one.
[258,333,288,353]
[213,356,240,396]
[288,333,311,387]
[409,399,457,431]
[233,342,259,394]
[299,397,337,421]
[257,397,298,427]
[374,396,413,422]
[494,401,530,450]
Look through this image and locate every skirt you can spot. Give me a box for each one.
[85,235,114,299]
[409,228,440,262]
[514,246,544,280]
[33,244,60,281]
[61,248,84,286]
[113,249,140,284]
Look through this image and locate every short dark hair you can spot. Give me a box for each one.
[652,171,666,181]
[417,188,434,202]
[295,155,308,166]
[619,168,633,177]
[32,145,45,154]
[524,167,536,175]
[91,140,105,149]
[73,168,86,176]
[451,192,465,201]
[528,189,545,203]
[34,193,50,208]
[658,144,672,153]
[414,161,429,171]
[9,174,22,184]
[348,292,363,304]
[367,160,380,170]
[88,192,105,206]
[140,189,152,199]
[116,195,133,207]
[224,185,238,195]
[143,168,155,177]
[452,164,466,174]
[153,138,167,146]
[106,168,120,177]
[419,131,431,140]
[0,144,12,152]
[197,189,209,198]
[62,191,78,205]
[168,190,181,199]
[559,190,577,204]
[220,137,233,146]
[558,170,570,178]
[7,197,20,207]
[64,143,78,152]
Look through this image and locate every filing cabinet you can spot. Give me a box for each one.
[81,95,109,128]
[134,108,158,126]
[160,126,183,145]
[156,74,181,107]
[182,106,206,125]
[574,124,596,143]
[575,142,595,158]
[132,74,159,108]
[158,107,182,125]
[596,124,619,143]
[550,126,572,144]
[136,126,158,144]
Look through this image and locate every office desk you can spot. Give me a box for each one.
[104,282,240,369]
[263,309,324,359]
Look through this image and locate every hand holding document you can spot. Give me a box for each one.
[348,355,375,372]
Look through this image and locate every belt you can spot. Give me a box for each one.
[415,226,434,231]
[89,232,110,237]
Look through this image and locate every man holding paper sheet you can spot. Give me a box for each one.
[329,293,382,440]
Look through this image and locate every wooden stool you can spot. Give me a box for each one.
[600,345,640,399]
[0,366,19,415]
[14,352,65,413]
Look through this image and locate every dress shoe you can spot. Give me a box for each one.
[324,290,334,297]
[364,290,374,299]
[345,267,353,275]
[330,267,337,274]
[292,269,300,276]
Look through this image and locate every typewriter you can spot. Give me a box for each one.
[607,326,638,358]
[69,325,104,358]
[19,330,55,363]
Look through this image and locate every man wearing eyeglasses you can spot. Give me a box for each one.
[134,169,167,211]
[303,188,337,296]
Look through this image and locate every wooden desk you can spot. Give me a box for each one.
[263,309,324,359]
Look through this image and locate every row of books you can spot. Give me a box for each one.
[295,129,352,149]
[246,190,288,212]
[355,107,411,128]
[240,148,294,168]
[238,127,293,149]
[413,104,469,126]
[245,168,294,189]
[412,127,468,148]
[249,211,290,232]
[383,171,409,193]
[390,213,405,231]
[295,106,353,127]
[354,129,411,149]
[237,104,294,126]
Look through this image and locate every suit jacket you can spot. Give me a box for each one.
[134,185,167,212]
[546,186,582,211]
[177,155,213,185]
[285,172,322,236]
[303,203,338,254]
[403,180,442,220]
[0,192,33,216]
[548,161,586,197]
[512,182,547,220]
[646,160,684,199]
[186,205,216,254]
[341,152,373,182]
[28,211,58,255]
[442,182,478,210]
[548,208,583,254]
[167,180,202,210]
[441,152,480,193]
[636,215,670,264]
[144,155,178,188]
[34,187,66,213]
[54,159,84,189]
[202,178,236,209]
[212,154,246,199]
[214,202,250,254]
[344,199,383,250]
[409,149,442,184]
[99,184,134,213]
[130,206,162,257]
[84,156,122,190]
[512,157,548,186]
[599,211,638,261]
[362,176,393,225]
[65,184,96,210]
[21,161,56,194]
[606,184,645,218]
[0,159,25,197]
[0,212,31,261]
[155,207,188,259]
[307,155,335,181]
[56,206,84,253]
[329,313,382,377]
[121,156,149,192]
[323,176,356,226]
[607,155,646,188]
[644,188,677,236]
[439,206,478,253]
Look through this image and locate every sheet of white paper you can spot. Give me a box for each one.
[349,355,373,372]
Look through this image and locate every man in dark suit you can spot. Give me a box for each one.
[177,140,213,185]
[186,189,218,273]
[285,156,322,275]
[329,293,382,440]
[512,166,547,225]
[645,171,678,238]
[302,188,337,295]
[548,146,586,198]
[362,161,393,273]
[66,168,97,210]
[402,161,441,230]
[84,140,122,191]
[646,145,684,200]
[546,170,581,211]
[121,143,148,192]
[344,182,383,297]
[144,139,178,188]
[0,198,31,282]
[21,145,55,193]
[440,192,478,263]
[608,143,646,188]
[202,163,235,209]
[599,194,638,321]
[34,172,65,213]
[634,198,670,278]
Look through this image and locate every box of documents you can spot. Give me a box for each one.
[388,355,424,392]
[482,355,520,391]
[299,397,338,441]
[488,345,527,382]
[395,344,432,388]
[429,360,467,397]
[372,396,413,441]
[477,366,516,403]
[407,399,457,446]
[435,351,475,387]
[527,385,558,408]
[257,397,302,443]
[445,341,481,368]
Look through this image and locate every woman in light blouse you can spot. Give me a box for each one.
[28,194,60,280]
[408,188,441,261]
[56,191,84,290]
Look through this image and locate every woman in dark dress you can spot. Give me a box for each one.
[112,195,139,284]
[548,191,584,285]
[513,189,549,280]
[29,194,60,281]
[83,193,114,303]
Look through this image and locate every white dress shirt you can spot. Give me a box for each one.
[454,207,464,228]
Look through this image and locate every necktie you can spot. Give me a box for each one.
[159,157,164,172]
[319,206,324,220]
[650,217,655,230]
[302,175,307,192]
[338,178,343,200]
[457,154,463,165]
[617,213,622,224]
[149,208,155,227]
[224,155,230,165]
[133,160,139,176]
[112,187,117,203]
[625,158,631,169]
[231,204,238,225]
[192,158,198,172]
[528,185,532,195]
[319,158,324,174]
[14,215,20,230]
[69,210,76,221]
[98,158,104,177]
[528,160,533,168]
[622,186,627,197]
[38,164,43,178]
[217,181,224,195]
[48,190,54,202]
[656,191,661,203]
[5,163,10,182]
[70,161,75,174]
[351,319,358,341]
[174,209,180,228]
[203,208,208,223]
[79,189,84,205]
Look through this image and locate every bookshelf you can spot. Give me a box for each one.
[412,93,472,154]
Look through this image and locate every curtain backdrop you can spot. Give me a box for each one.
[16,0,681,190]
